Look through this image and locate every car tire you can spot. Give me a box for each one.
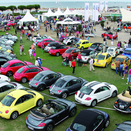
[56,52,60,56]
[61,92,68,99]
[91,100,97,107]
[45,123,53,131]
[111,91,117,97]
[21,77,27,83]
[81,47,84,50]
[36,99,43,107]
[38,85,45,91]
[105,119,110,128]
[11,111,18,120]
[105,63,107,68]
[6,71,13,77]
[69,108,76,117]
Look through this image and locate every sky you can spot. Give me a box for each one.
[0,0,131,3]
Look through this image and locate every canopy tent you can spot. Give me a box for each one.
[42,8,55,17]
[19,10,38,25]
[64,7,74,16]
[120,8,131,23]
[55,8,64,17]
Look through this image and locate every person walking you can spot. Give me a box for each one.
[20,45,22,56]
[115,59,120,74]
[77,52,82,66]
[89,57,95,71]
[68,54,73,67]
[111,38,113,45]
[28,47,33,60]
[22,29,25,37]
[71,59,76,74]
[122,63,128,79]
[126,69,131,84]
[119,62,124,77]
[20,35,23,43]
[32,47,36,59]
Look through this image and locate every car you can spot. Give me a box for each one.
[49,45,70,56]
[29,70,64,91]
[0,89,44,119]
[1,34,18,42]
[111,55,130,70]
[66,109,110,131]
[63,36,76,45]
[114,87,131,113]
[26,98,76,131]
[44,42,61,52]
[114,121,131,131]
[0,75,11,82]
[75,81,118,107]
[13,65,50,83]
[77,49,97,63]
[106,46,120,58]
[0,54,16,66]
[7,21,16,27]
[0,38,14,46]
[0,46,12,54]
[101,32,118,39]
[33,36,48,44]
[1,59,33,76]
[0,81,25,101]
[93,53,112,67]
[76,39,93,50]
[49,75,88,99]
[62,48,80,59]
[122,48,131,60]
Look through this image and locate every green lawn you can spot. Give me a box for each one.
[0,27,131,131]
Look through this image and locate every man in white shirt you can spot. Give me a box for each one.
[28,47,32,60]
[37,33,40,37]
[89,57,95,71]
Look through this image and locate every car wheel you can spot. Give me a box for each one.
[91,100,97,107]
[69,108,76,117]
[11,111,18,120]
[81,47,84,50]
[105,119,110,128]
[45,123,53,131]
[36,99,43,106]
[61,92,68,99]
[112,91,117,97]
[56,52,60,56]
[105,63,107,68]
[21,77,27,83]
[38,85,45,91]
[6,71,13,77]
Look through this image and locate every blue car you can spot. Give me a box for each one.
[122,48,131,59]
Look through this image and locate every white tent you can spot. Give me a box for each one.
[120,8,131,23]
[43,8,55,17]
[55,8,64,17]
[19,10,38,25]
[64,7,74,16]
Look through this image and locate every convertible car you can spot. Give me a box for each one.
[101,32,118,39]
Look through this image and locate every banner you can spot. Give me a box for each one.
[100,1,103,11]
[95,3,99,21]
[105,1,108,12]
[92,3,95,21]
[84,3,89,22]
[102,1,104,11]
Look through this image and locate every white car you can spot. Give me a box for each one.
[0,75,11,82]
[75,81,118,107]
[63,36,76,45]
[106,46,119,58]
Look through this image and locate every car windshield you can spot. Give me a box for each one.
[115,58,124,62]
[96,55,105,60]
[65,48,74,53]
[72,123,86,131]
[17,67,24,73]
[80,86,93,95]
[124,50,131,54]
[33,73,43,81]
[51,46,56,49]
[1,95,15,106]
[2,62,9,68]
[108,49,113,52]
[90,45,96,48]
[55,79,66,87]
[81,53,87,56]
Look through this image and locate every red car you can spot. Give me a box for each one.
[0,60,33,76]
[7,21,16,26]
[101,32,118,39]
[49,45,70,56]
[62,48,80,59]
[37,38,58,48]
[13,65,50,83]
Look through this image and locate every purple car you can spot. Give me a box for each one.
[15,15,22,19]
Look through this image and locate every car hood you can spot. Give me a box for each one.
[41,67,50,71]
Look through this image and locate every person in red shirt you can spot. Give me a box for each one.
[77,52,81,66]
[68,54,73,67]
[71,59,76,74]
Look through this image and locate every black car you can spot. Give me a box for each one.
[26,98,77,131]
[49,75,88,99]
[0,54,16,66]
[66,109,110,131]
[29,70,64,91]
[114,87,131,113]
[114,121,131,131]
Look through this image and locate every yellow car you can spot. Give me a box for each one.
[111,55,130,70]
[93,52,112,67]
[76,40,93,50]
[0,89,44,119]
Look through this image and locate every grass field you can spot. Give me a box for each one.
[0,27,131,131]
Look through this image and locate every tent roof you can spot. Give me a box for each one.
[55,8,64,16]
[64,7,74,15]
[42,8,55,17]
[120,8,131,23]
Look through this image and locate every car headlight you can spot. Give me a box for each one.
[103,62,105,64]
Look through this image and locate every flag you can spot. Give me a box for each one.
[92,3,96,21]
[105,1,108,12]
[84,3,89,22]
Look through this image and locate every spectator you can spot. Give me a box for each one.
[68,54,73,67]
[119,47,123,54]
[124,41,128,49]
[32,47,36,59]
[20,35,23,43]
[122,63,128,79]
[41,43,44,54]
[119,62,124,77]
[22,29,25,37]
[71,59,76,74]
[37,57,45,67]
[115,59,121,74]
[126,69,131,84]
[89,57,95,71]
[77,52,82,66]
[37,32,40,37]
[28,47,32,60]
[35,58,39,66]
[20,45,22,56]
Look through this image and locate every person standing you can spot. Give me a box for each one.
[22,29,25,37]
[37,57,45,67]
[41,43,44,54]
[77,52,82,66]
[126,69,131,84]
[115,59,121,74]
[20,35,23,43]
[28,47,32,60]
[111,38,113,45]
[71,59,76,74]
[122,63,128,79]
[119,62,124,77]
[32,47,36,59]
[35,58,39,66]
[68,54,72,67]
[89,57,95,71]
[20,45,22,56]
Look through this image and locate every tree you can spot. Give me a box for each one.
[100,20,105,28]
[18,5,26,13]
[34,4,40,12]
[78,24,82,33]
[113,16,116,22]
[26,5,34,11]
[7,5,17,15]
[0,6,6,12]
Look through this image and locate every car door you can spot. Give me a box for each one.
[106,54,110,64]
[60,46,67,54]
[42,74,52,86]
[10,63,24,73]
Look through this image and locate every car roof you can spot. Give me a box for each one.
[98,52,108,56]
[79,39,88,42]
[38,70,55,75]
[60,75,77,81]
[0,81,11,87]
[8,59,22,64]
[24,65,38,68]
[116,55,127,59]
[70,110,100,131]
